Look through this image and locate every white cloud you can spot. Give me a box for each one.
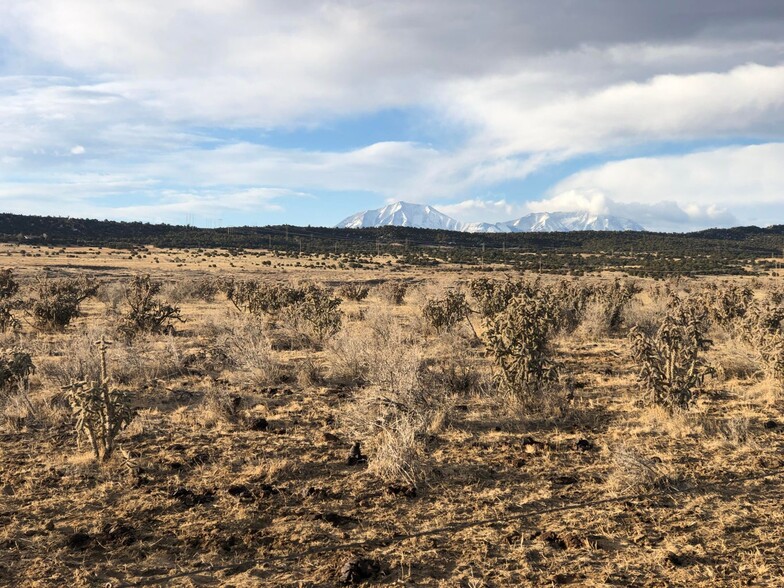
[2,2,784,229]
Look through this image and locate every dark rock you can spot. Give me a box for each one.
[313,512,357,527]
[249,417,268,431]
[102,522,136,545]
[66,531,92,549]
[385,484,417,498]
[540,531,566,550]
[346,441,367,466]
[338,556,381,585]
[763,419,778,430]
[227,484,255,503]
[170,487,215,508]
[575,438,593,451]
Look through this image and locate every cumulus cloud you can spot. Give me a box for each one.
[1,1,784,229]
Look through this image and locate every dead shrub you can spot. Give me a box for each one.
[606,445,675,495]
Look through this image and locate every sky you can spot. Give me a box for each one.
[1,1,784,232]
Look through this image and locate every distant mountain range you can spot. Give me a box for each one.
[336,201,645,232]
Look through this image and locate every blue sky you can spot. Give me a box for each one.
[2,1,784,231]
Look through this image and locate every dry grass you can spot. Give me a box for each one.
[1,245,783,587]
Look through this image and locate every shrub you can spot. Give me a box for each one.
[0,348,34,394]
[283,285,343,345]
[378,281,408,305]
[422,290,471,333]
[553,279,594,333]
[591,278,641,335]
[62,337,135,461]
[469,278,534,318]
[630,296,714,410]
[0,269,20,332]
[736,302,784,384]
[118,275,183,337]
[708,284,753,328]
[338,282,370,302]
[27,275,99,331]
[223,279,304,315]
[483,288,561,400]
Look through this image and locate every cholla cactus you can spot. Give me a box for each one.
[119,274,183,337]
[738,303,784,383]
[338,283,370,302]
[484,288,561,399]
[630,296,714,410]
[291,285,343,343]
[708,284,753,328]
[553,279,594,333]
[27,275,99,331]
[468,278,538,318]
[223,279,304,315]
[62,337,135,461]
[378,282,408,305]
[422,290,471,333]
[0,348,34,394]
[594,278,641,334]
[0,269,20,332]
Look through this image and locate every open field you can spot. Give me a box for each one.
[1,245,783,587]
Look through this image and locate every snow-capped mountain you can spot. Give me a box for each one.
[336,201,463,231]
[337,201,644,232]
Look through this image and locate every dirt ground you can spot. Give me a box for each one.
[1,243,783,587]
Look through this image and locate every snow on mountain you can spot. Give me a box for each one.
[336,202,644,232]
[500,211,645,232]
[336,201,464,231]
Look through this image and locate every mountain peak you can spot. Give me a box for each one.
[337,202,644,232]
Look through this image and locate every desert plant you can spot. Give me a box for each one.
[26,275,99,331]
[62,337,135,461]
[0,348,34,394]
[0,269,20,332]
[378,281,408,305]
[118,275,183,337]
[708,284,753,328]
[223,279,304,315]
[338,282,370,302]
[483,288,561,400]
[468,277,535,318]
[285,285,343,344]
[592,278,641,334]
[630,296,714,410]
[736,302,784,383]
[553,279,594,333]
[422,289,472,333]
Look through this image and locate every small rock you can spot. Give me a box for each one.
[313,512,357,527]
[249,417,268,431]
[323,432,341,443]
[763,419,778,430]
[227,484,255,503]
[66,531,91,549]
[385,484,417,498]
[1,485,13,496]
[346,441,367,466]
[665,552,686,567]
[338,556,381,585]
[540,531,566,550]
[575,439,593,451]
